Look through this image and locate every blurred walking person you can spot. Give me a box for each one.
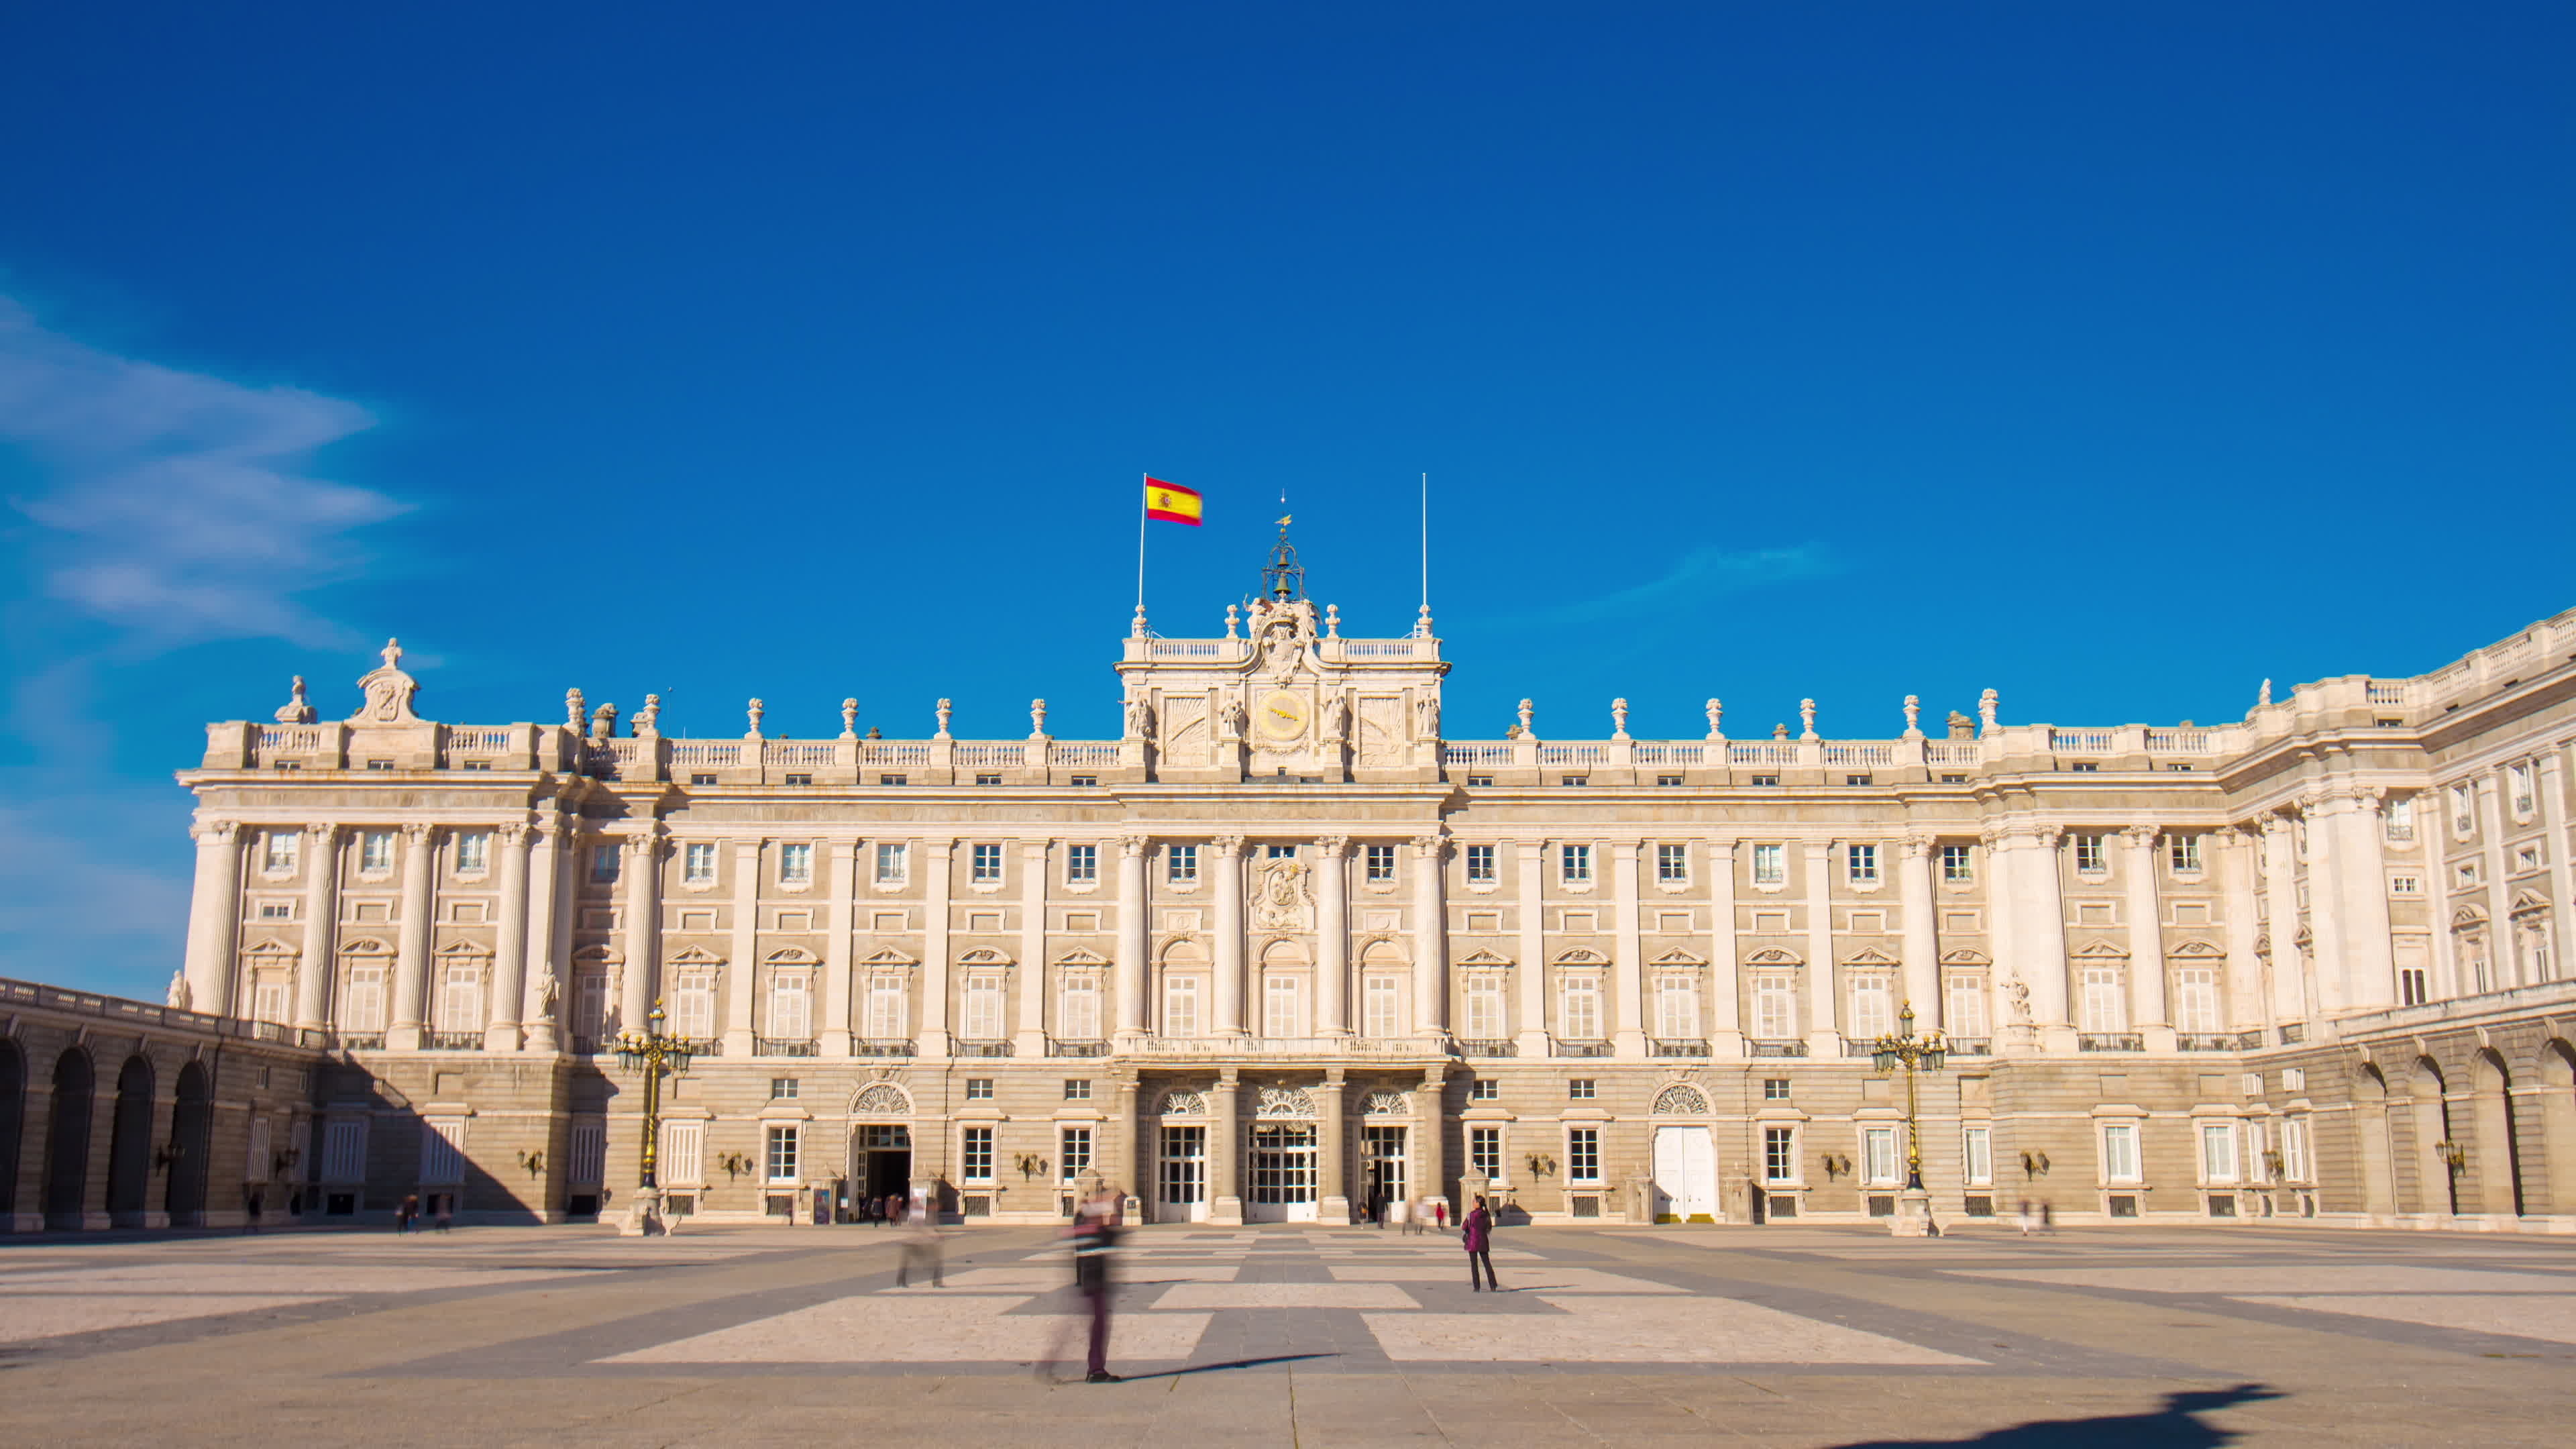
[895,1187,943,1287]
[1042,1188,1125,1383]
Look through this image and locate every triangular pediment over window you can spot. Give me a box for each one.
[1938,947,1991,967]
[2168,938,2224,958]
[858,947,918,967]
[1456,949,1514,969]
[1648,947,1707,967]
[1839,945,1900,967]
[956,947,1014,967]
[1053,947,1112,969]
[667,945,724,965]
[2072,938,2130,959]
[1742,947,1803,967]
[1552,947,1610,966]
[765,946,820,965]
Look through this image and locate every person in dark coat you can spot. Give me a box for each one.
[1462,1194,1499,1291]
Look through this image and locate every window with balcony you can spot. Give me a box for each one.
[1654,977,1699,1038]
[1362,976,1400,1037]
[362,830,396,875]
[1848,975,1892,1038]
[1059,976,1100,1040]
[1754,977,1796,1038]
[262,831,300,874]
[1464,977,1504,1038]
[1558,977,1601,1040]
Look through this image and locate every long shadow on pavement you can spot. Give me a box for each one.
[1832,1385,2283,1447]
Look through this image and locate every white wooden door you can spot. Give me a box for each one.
[1652,1126,1717,1220]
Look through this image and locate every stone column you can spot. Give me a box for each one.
[523,818,567,1053]
[2120,826,2170,1042]
[1414,1065,1448,1216]
[1209,1069,1244,1224]
[821,838,858,1057]
[1516,840,1550,1056]
[1114,835,1150,1041]
[293,826,340,1032]
[181,818,244,1017]
[1611,840,1646,1055]
[1897,835,1939,1030]
[2259,816,2307,1026]
[620,827,663,1035]
[2017,826,2072,1038]
[1112,1074,1142,1214]
[1705,839,1743,1055]
[388,822,437,1049]
[1316,1068,1349,1224]
[1016,839,1051,1054]
[2543,751,2576,983]
[1411,834,1450,1039]
[2317,789,2396,1010]
[2219,826,2266,1032]
[486,822,535,1051]
[1801,840,1840,1051]
[1213,836,1248,1037]
[920,839,953,1055]
[1315,836,1350,1036]
[723,839,761,1057]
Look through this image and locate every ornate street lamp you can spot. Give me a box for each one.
[1870,1000,1947,1236]
[611,1000,694,1236]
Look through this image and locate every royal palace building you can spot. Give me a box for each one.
[7,548,2576,1235]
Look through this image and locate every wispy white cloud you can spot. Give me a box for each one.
[0,296,402,998]
[0,296,398,649]
[1504,543,1839,628]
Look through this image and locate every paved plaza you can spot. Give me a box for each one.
[0,1222,2571,1445]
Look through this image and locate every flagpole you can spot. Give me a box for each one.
[1136,472,1148,615]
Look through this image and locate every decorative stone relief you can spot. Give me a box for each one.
[1361,1090,1411,1116]
[853,1083,912,1116]
[1254,1085,1316,1118]
[1652,1084,1710,1115]
[1159,1089,1206,1116]
[1357,696,1403,764]
[1254,858,1311,932]
[351,639,421,724]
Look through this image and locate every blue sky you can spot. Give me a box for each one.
[3,3,2570,998]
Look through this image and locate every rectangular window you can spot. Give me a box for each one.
[322,1118,369,1181]
[1751,843,1786,885]
[453,830,490,875]
[672,974,716,1038]
[1465,978,1503,1038]
[1754,977,1796,1039]
[1059,976,1101,1039]
[1657,774,1684,787]
[875,842,908,883]
[879,773,908,786]
[2080,968,2125,1033]
[1363,977,1400,1037]
[959,1125,993,1182]
[1465,774,1495,788]
[1962,1125,1993,1186]
[1847,843,1879,883]
[770,976,811,1038]
[1467,1079,1501,1102]
[1064,1078,1093,1101]
[1065,843,1098,884]
[1849,975,1892,1039]
[1567,1077,1597,1100]
[416,1119,466,1185]
[684,842,717,884]
[1762,1077,1790,1101]
[1059,1126,1092,1183]
[2101,1122,2141,1183]
[264,831,300,873]
[663,1119,705,1184]
[2200,1122,2239,1183]
[1263,974,1300,1037]
[1464,844,1496,883]
[779,842,813,885]
[1560,843,1593,884]
[964,979,1004,1038]
[1566,1126,1601,1183]
[589,841,621,883]
[1560,775,1588,788]
[1947,977,1988,1039]
[1167,844,1199,884]
[2451,783,2475,837]
[963,1077,994,1101]
[765,1124,801,1182]
[566,1122,604,1186]
[974,772,1002,787]
[1365,843,1397,881]
[2510,763,2536,818]
[2398,965,2430,1006]
[1470,1126,1503,1181]
[2283,1118,2312,1182]
[1069,773,1099,788]
[865,977,906,1040]
[1654,977,1698,1038]
[362,830,395,875]
[251,975,288,1024]
[439,964,482,1033]
[1165,976,1201,1036]
[782,773,812,786]
[575,972,607,1041]
[1763,1126,1796,1183]
[2391,874,2421,895]
[1941,844,1973,883]
[2168,835,2203,873]
[2074,834,2107,873]
[1559,977,1601,1040]
[769,1077,800,1100]
[970,843,1003,883]
[2175,969,2218,1034]
[1656,843,1689,883]
[1862,1125,1899,1186]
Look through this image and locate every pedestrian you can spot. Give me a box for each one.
[1463,1194,1499,1291]
[242,1183,262,1234]
[2039,1199,2054,1234]
[433,1195,453,1233]
[1051,1187,1124,1384]
[896,1192,944,1288]
[1434,1199,1448,1234]
[2017,1199,2035,1237]
[1369,1188,1385,1228]
[396,1194,418,1234]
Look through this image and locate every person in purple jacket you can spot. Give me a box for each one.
[1462,1194,1500,1291]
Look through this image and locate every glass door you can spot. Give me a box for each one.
[1159,1125,1208,1223]
[1361,1125,1408,1220]
[1248,1123,1318,1222]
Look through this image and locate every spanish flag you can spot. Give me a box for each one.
[1144,476,1203,527]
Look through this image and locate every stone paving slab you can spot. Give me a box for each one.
[2232,1291,2576,1345]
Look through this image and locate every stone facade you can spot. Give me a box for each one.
[9,570,2574,1234]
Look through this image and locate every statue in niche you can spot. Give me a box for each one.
[274,676,316,724]
[1321,694,1347,741]
[1221,698,1248,741]
[1124,696,1157,740]
[1415,694,1440,740]
[537,976,560,1014]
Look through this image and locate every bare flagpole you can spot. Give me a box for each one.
[1418,471,1431,634]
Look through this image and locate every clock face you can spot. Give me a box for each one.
[1256,690,1309,741]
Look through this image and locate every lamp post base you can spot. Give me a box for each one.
[619,1185,672,1238]
[1888,1188,1939,1238]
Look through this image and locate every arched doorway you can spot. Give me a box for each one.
[1649,1083,1719,1222]
[2408,1059,2455,1216]
[0,1038,23,1222]
[166,1062,214,1226]
[2538,1041,2576,1216]
[2351,1065,2398,1217]
[845,1082,914,1218]
[2471,1051,2524,1218]
[44,1049,96,1230]
[105,1056,156,1228]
